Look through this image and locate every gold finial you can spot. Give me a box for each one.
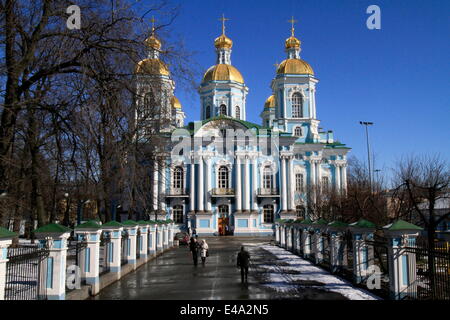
[274,61,279,69]
[288,16,298,37]
[150,16,156,33]
[219,14,230,35]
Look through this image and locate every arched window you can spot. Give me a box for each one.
[218,205,229,217]
[263,166,273,190]
[295,173,304,192]
[294,126,302,137]
[172,166,184,190]
[205,105,211,118]
[219,104,227,116]
[218,166,229,189]
[296,205,305,219]
[263,204,274,223]
[235,106,240,119]
[144,92,156,115]
[173,205,183,223]
[322,176,329,190]
[292,92,303,118]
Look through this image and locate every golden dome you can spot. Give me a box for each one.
[135,58,170,76]
[171,96,182,109]
[264,95,275,109]
[214,34,233,49]
[202,64,244,84]
[145,34,161,50]
[285,35,301,49]
[277,58,314,75]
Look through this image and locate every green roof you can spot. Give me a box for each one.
[34,223,72,233]
[122,220,138,226]
[137,220,150,226]
[313,218,329,225]
[328,221,349,228]
[349,219,376,229]
[101,221,124,228]
[301,217,313,225]
[75,220,102,230]
[183,116,266,135]
[293,218,304,223]
[0,226,17,239]
[384,219,423,231]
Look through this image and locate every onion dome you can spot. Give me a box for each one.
[135,58,170,76]
[285,35,301,49]
[171,96,182,109]
[277,58,314,75]
[145,34,161,50]
[264,95,275,109]
[214,34,233,49]
[202,64,244,84]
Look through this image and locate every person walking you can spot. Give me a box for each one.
[199,239,209,266]
[189,237,199,266]
[237,246,250,283]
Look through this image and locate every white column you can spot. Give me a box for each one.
[317,161,322,186]
[0,237,14,300]
[75,228,102,295]
[244,156,250,211]
[252,157,258,211]
[153,160,159,211]
[190,159,195,212]
[139,225,149,261]
[198,156,204,212]
[342,165,348,194]
[281,157,287,212]
[310,161,316,186]
[160,160,166,213]
[288,156,294,211]
[206,157,212,212]
[236,156,242,211]
[148,224,156,256]
[125,226,138,270]
[335,165,341,194]
[103,226,122,278]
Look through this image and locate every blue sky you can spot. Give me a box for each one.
[163,0,449,181]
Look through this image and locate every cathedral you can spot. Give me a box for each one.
[133,18,350,236]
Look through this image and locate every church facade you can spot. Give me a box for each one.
[133,20,350,236]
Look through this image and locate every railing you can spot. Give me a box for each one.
[121,232,129,266]
[165,188,189,196]
[5,245,49,300]
[212,188,235,196]
[136,230,141,259]
[100,234,111,276]
[66,240,87,291]
[257,188,280,196]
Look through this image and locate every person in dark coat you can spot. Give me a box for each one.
[189,237,199,266]
[237,246,250,283]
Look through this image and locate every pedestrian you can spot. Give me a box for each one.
[237,246,250,283]
[199,239,209,266]
[189,237,199,266]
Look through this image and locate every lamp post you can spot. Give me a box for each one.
[359,121,374,192]
[76,199,91,226]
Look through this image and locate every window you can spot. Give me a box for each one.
[295,173,304,192]
[294,126,302,137]
[173,205,183,223]
[296,205,305,219]
[172,166,184,189]
[218,205,229,217]
[218,166,229,189]
[206,105,211,118]
[322,176,329,189]
[144,92,156,116]
[292,92,303,118]
[235,106,240,119]
[263,166,273,189]
[219,104,227,116]
[263,204,274,223]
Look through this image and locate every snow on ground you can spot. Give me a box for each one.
[258,244,380,300]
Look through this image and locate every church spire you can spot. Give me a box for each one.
[285,16,301,59]
[214,14,233,64]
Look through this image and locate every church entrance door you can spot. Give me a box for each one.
[218,205,230,236]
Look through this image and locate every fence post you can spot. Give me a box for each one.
[279,223,286,248]
[275,223,280,244]
[74,220,102,295]
[34,224,71,300]
[162,223,169,250]
[101,221,123,280]
[137,221,149,262]
[383,220,422,300]
[168,221,174,248]
[156,223,163,253]
[328,221,349,273]
[299,218,313,259]
[312,219,328,265]
[148,222,157,256]
[349,219,376,284]
[0,227,17,300]
[122,221,138,270]
[286,223,292,251]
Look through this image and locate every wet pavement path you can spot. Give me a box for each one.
[92,237,350,300]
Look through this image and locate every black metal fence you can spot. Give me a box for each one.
[136,229,141,259]
[66,240,87,291]
[100,233,111,275]
[121,231,129,266]
[4,245,49,300]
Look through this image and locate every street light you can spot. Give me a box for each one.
[359,121,374,192]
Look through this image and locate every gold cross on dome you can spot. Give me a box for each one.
[288,16,298,36]
[150,16,156,32]
[219,14,230,35]
[274,61,279,69]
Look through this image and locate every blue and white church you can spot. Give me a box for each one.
[133,19,350,236]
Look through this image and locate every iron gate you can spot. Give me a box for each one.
[100,233,111,275]
[121,231,129,266]
[4,245,49,300]
[136,229,141,259]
